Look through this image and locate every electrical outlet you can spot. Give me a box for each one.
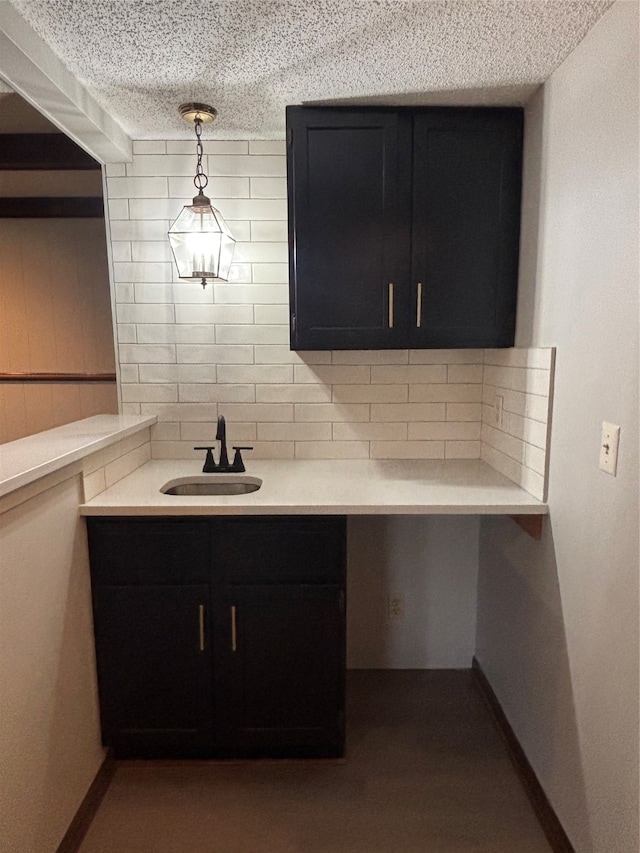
[599,421,620,476]
[388,594,404,620]
[494,394,505,428]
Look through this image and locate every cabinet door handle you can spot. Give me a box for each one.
[388,283,394,328]
[231,605,237,652]
[198,604,205,652]
[416,281,423,328]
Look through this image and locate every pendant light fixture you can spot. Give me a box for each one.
[168,103,235,288]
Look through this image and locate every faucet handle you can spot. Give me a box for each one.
[231,446,253,473]
[194,446,216,473]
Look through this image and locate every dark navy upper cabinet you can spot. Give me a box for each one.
[286,106,523,350]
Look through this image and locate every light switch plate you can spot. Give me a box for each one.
[494,394,505,428]
[599,421,620,476]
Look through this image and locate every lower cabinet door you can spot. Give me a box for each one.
[213,584,346,758]
[92,584,213,758]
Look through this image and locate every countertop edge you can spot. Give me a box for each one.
[0,415,157,499]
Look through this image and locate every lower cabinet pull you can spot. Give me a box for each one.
[416,281,423,328]
[198,604,205,652]
[388,283,394,328]
[231,605,237,652]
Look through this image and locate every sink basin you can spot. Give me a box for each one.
[160,475,262,496]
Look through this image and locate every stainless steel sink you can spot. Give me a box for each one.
[160,475,262,496]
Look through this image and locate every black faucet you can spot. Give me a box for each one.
[194,415,253,473]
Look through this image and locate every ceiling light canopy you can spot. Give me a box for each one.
[168,103,235,288]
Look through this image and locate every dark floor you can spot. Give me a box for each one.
[79,670,551,853]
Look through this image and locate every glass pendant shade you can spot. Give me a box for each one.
[168,195,236,285]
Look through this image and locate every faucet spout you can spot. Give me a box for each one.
[216,415,229,470]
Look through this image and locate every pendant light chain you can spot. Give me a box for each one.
[193,116,209,195]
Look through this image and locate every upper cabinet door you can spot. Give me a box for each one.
[287,107,412,350]
[411,110,523,348]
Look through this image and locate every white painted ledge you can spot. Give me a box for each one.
[0,415,156,498]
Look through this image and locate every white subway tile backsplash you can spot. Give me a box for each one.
[175,304,254,325]
[113,261,172,283]
[370,441,445,460]
[254,305,290,325]
[295,403,369,422]
[252,263,289,283]
[524,442,546,476]
[103,145,553,501]
[225,263,253,283]
[108,198,129,219]
[409,349,483,364]
[216,324,288,345]
[217,365,293,385]
[119,364,139,383]
[181,421,256,442]
[167,176,249,199]
[127,154,205,177]
[172,325,216,344]
[250,177,287,198]
[333,422,407,441]
[251,221,288,242]
[134,283,182,303]
[131,241,172,263]
[136,324,177,344]
[176,344,254,364]
[445,441,481,459]
[372,365,447,384]
[295,441,370,460]
[115,283,134,302]
[119,344,176,363]
[294,365,371,385]
[138,364,180,383]
[178,384,255,403]
[121,384,178,403]
[233,242,288,263]
[447,364,483,383]
[116,303,175,324]
[116,324,137,343]
[332,384,407,403]
[254,346,330,365]
[256,384,332,403]
[332,350,409,365]
[481,423,525,464]
[222,403,294,422]
[129,198,178,219]
[371,403,446,422]
[409,384,484,403]
[446,403,483,421]
[258,422,332,441]
[215,284,287,304]
[408,422,481,441]
[107,176,168,198]
[151,422,181,441]
[105,162,126,177]
[111,241,132,262]
[218,198,287,220]
[132,141,166,154]
[110,219,170,242]
[249,141,286,155]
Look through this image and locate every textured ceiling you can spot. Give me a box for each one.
[7,0,614,139]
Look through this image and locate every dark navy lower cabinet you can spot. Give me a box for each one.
[86,516,346,759]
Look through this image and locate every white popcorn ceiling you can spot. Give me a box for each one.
[8,0,614,139]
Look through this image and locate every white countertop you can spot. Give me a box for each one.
[80,458,548,516]
[0,415,156,498]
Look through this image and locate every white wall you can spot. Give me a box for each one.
[0,471,105,853]
[476,3,639,852]
[347,516,479,668]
